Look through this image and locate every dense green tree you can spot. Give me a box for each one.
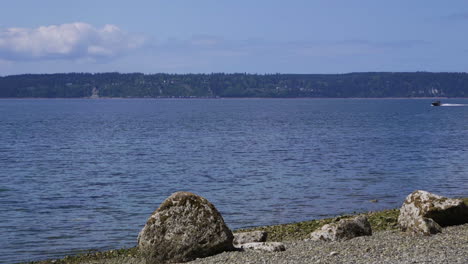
[1,72,468,98]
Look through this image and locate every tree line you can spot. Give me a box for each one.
[1,72,468,98]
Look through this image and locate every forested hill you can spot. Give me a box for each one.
[1,72,468,98]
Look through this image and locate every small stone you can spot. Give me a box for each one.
[233,231,268,245]
[309,216,372,241]
[237,242,286,252]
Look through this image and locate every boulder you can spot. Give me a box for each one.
[237,242,286,252]
[138,191,234,263]
[398,190,468,235]
[309,216,372,241]
[233,231,268,245]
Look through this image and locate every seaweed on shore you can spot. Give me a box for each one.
[236,209,400,242]
[23,247,140,264]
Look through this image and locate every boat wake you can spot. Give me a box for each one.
[440,104,468,107]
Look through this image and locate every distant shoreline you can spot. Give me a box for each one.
[3,72,468,98]
[0,96,462,100]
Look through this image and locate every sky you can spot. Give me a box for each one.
[1,0,468,75]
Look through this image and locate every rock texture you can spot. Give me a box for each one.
[233,231,267,245]
[237,242,286,252]
[309,216,372,241]
[398,190,468,235]
[138,191,234,263]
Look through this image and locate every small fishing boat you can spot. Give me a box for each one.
[431,100,441,106]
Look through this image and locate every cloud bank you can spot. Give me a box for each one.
[0,22,145,61]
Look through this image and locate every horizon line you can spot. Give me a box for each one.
[2,71,468,77]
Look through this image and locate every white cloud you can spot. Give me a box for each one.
[0,22,145,61]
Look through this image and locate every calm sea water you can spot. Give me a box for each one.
[1,98,467,263]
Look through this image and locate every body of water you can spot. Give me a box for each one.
[1,98,467,263]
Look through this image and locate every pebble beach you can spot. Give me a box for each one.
[190,224,468,264]
[43,223,467,264]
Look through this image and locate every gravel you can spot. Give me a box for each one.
[49,224,467,264]
[188,224,468,264]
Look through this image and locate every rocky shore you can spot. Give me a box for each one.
[30,219,468,264]
[28,193,468,264]
[190,223,468,264]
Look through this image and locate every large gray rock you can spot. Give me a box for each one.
[398,190,468,235]
[309,216,372,241]
[138,191,234,263]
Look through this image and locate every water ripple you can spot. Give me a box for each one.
[0,98,468,263]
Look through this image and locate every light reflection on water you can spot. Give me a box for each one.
[0,98,467,263]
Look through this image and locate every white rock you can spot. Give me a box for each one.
[237,242,286,252]
[398,190,468,235]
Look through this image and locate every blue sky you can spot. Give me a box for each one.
[1,0,467,75]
